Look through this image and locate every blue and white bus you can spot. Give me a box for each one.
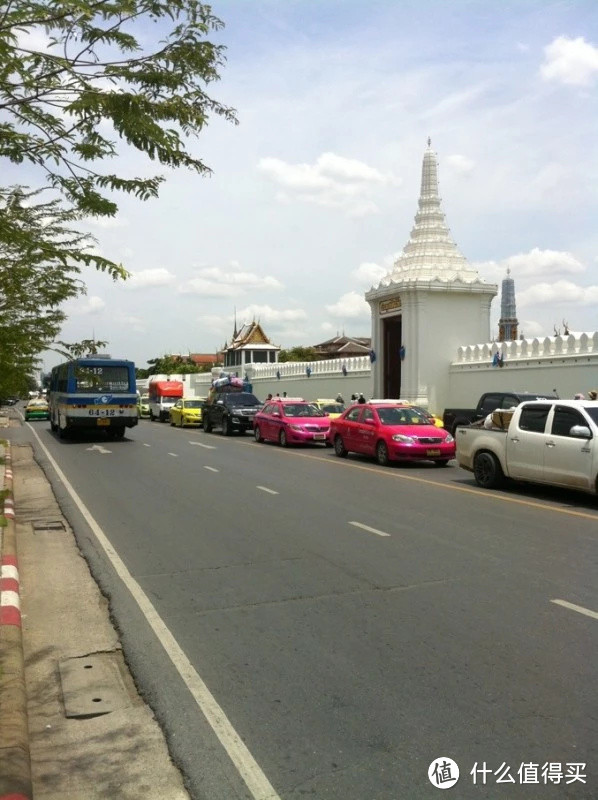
[48,356,138,439]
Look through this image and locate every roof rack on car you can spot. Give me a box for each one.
[368,399,408,404]
[279,397,305,402]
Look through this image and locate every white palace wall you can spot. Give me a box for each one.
[148,332,598,414]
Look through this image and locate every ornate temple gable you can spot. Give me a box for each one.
[312,335,372,359]
[230,321,271,349]
[366,139,495,301]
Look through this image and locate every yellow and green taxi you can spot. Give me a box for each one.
[312,398,345,419]
[24,397,50,421]
[169,397,205,428]
[137,394,150,418]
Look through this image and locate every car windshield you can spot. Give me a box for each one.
[584,407,598,425]
[184,400,203,408]
[376,406,430,425]
[321,403,344,413]
[228,393,260,406]
[282,404,325,417]
[140,395,149,403]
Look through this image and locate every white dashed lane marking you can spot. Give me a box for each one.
[348,521,391,538]
[551,599,598,621]
[143,443,151,447]
[257,486,279,495]
[204,466,219,473]
[168,452,178,457]
[190,441,216,449]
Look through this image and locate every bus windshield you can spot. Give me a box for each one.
[74,365,132,393]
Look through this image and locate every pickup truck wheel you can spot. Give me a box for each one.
[334,435,348,458]
[149,410,155,421]
[473,451,504,489]
[254,425,264,443]
[222,417,232,436]
[204,417,212,433]
[376,440,390,466]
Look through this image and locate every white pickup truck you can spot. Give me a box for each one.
[457,399,598,495]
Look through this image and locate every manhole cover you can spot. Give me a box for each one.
[32,519,65,532]
[59,654,131,718]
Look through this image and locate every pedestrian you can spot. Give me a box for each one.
[335,392,344,404]
[266,393,273,401]
[350,393,357,402]
[589,390,598,401]
[574,392,585,400]
[283,391,287,398]
[358,392,366,404]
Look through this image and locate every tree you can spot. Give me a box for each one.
[0,187,111,397]
[0,0,237,225]
[0,1,236,387]
[137,354,215,378]
[278,346,318,363]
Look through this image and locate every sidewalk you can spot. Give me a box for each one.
[0,414,191,799]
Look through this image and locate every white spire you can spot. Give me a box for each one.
[380,140,481,286]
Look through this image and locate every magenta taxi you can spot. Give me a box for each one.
[253,398,331,447]
[329,401,455,466]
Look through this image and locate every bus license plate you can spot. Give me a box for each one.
[426,449,441,456]
[97,418,110,426]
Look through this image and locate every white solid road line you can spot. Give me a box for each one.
[348,521,391,538]
[551,598,598,621]
[204,466,219,473]
[257,486,279,495]
[190,441,216,449]
[28,426,281,800]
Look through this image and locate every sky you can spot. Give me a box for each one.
[17,0,598,371]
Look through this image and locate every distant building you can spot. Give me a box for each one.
[498,268,518,342]
[169,353,219,369]
[312,335,372,360]
[221,320,280,370]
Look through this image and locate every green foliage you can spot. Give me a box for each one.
[54,338,109,360]
[0,0,237,217]
[137,354,215,377]
[278,346,318,363]
[0,1,236,390]
[0,187,117,397]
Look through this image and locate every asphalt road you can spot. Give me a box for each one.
[17,414,598,799]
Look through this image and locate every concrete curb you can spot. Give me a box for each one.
[0,442,32,800]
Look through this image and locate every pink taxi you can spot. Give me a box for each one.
[329,402,455,466]
[254,398,331,447]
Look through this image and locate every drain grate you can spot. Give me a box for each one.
[32,519,66,532]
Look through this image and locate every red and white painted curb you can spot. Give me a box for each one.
[0,553,21,627]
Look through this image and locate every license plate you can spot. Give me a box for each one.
[97,418,110,426]
[426,448,441,456]
[313,433,326,440]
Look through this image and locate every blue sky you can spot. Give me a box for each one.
[29,0,598,369]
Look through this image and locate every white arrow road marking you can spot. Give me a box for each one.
[189,441,216,449]
[86,444,112,454]
[204,466,219,473]
[551,599,598,621]
[257,486,278,495]
[348,521,391,537]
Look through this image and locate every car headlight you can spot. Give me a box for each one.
[445,434,454,444]
[392,434,415,443]
[289,424,304,431]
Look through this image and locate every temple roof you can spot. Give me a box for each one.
[368,140,492,295]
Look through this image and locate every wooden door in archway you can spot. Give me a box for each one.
[383,316,402,398]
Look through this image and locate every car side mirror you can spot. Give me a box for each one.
[569,424,591,439]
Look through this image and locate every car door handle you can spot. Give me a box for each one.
[545,441,556,448]
[510,437,520,443]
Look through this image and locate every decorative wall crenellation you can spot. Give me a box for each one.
[454,332,598,365]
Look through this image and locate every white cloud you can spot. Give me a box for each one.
[118,314,146,332]
[69,296,105,315]
[445,154,475,174]
[179,265,283,297]
[540,36,598,86]
[517,280,598,307]
[126,268,176,289]
[258,152,397,216]
[325,291,370,319]
[476,248,586,281]
[87,216,129,229]
[352,262,389,286]
[235,304,307,324]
